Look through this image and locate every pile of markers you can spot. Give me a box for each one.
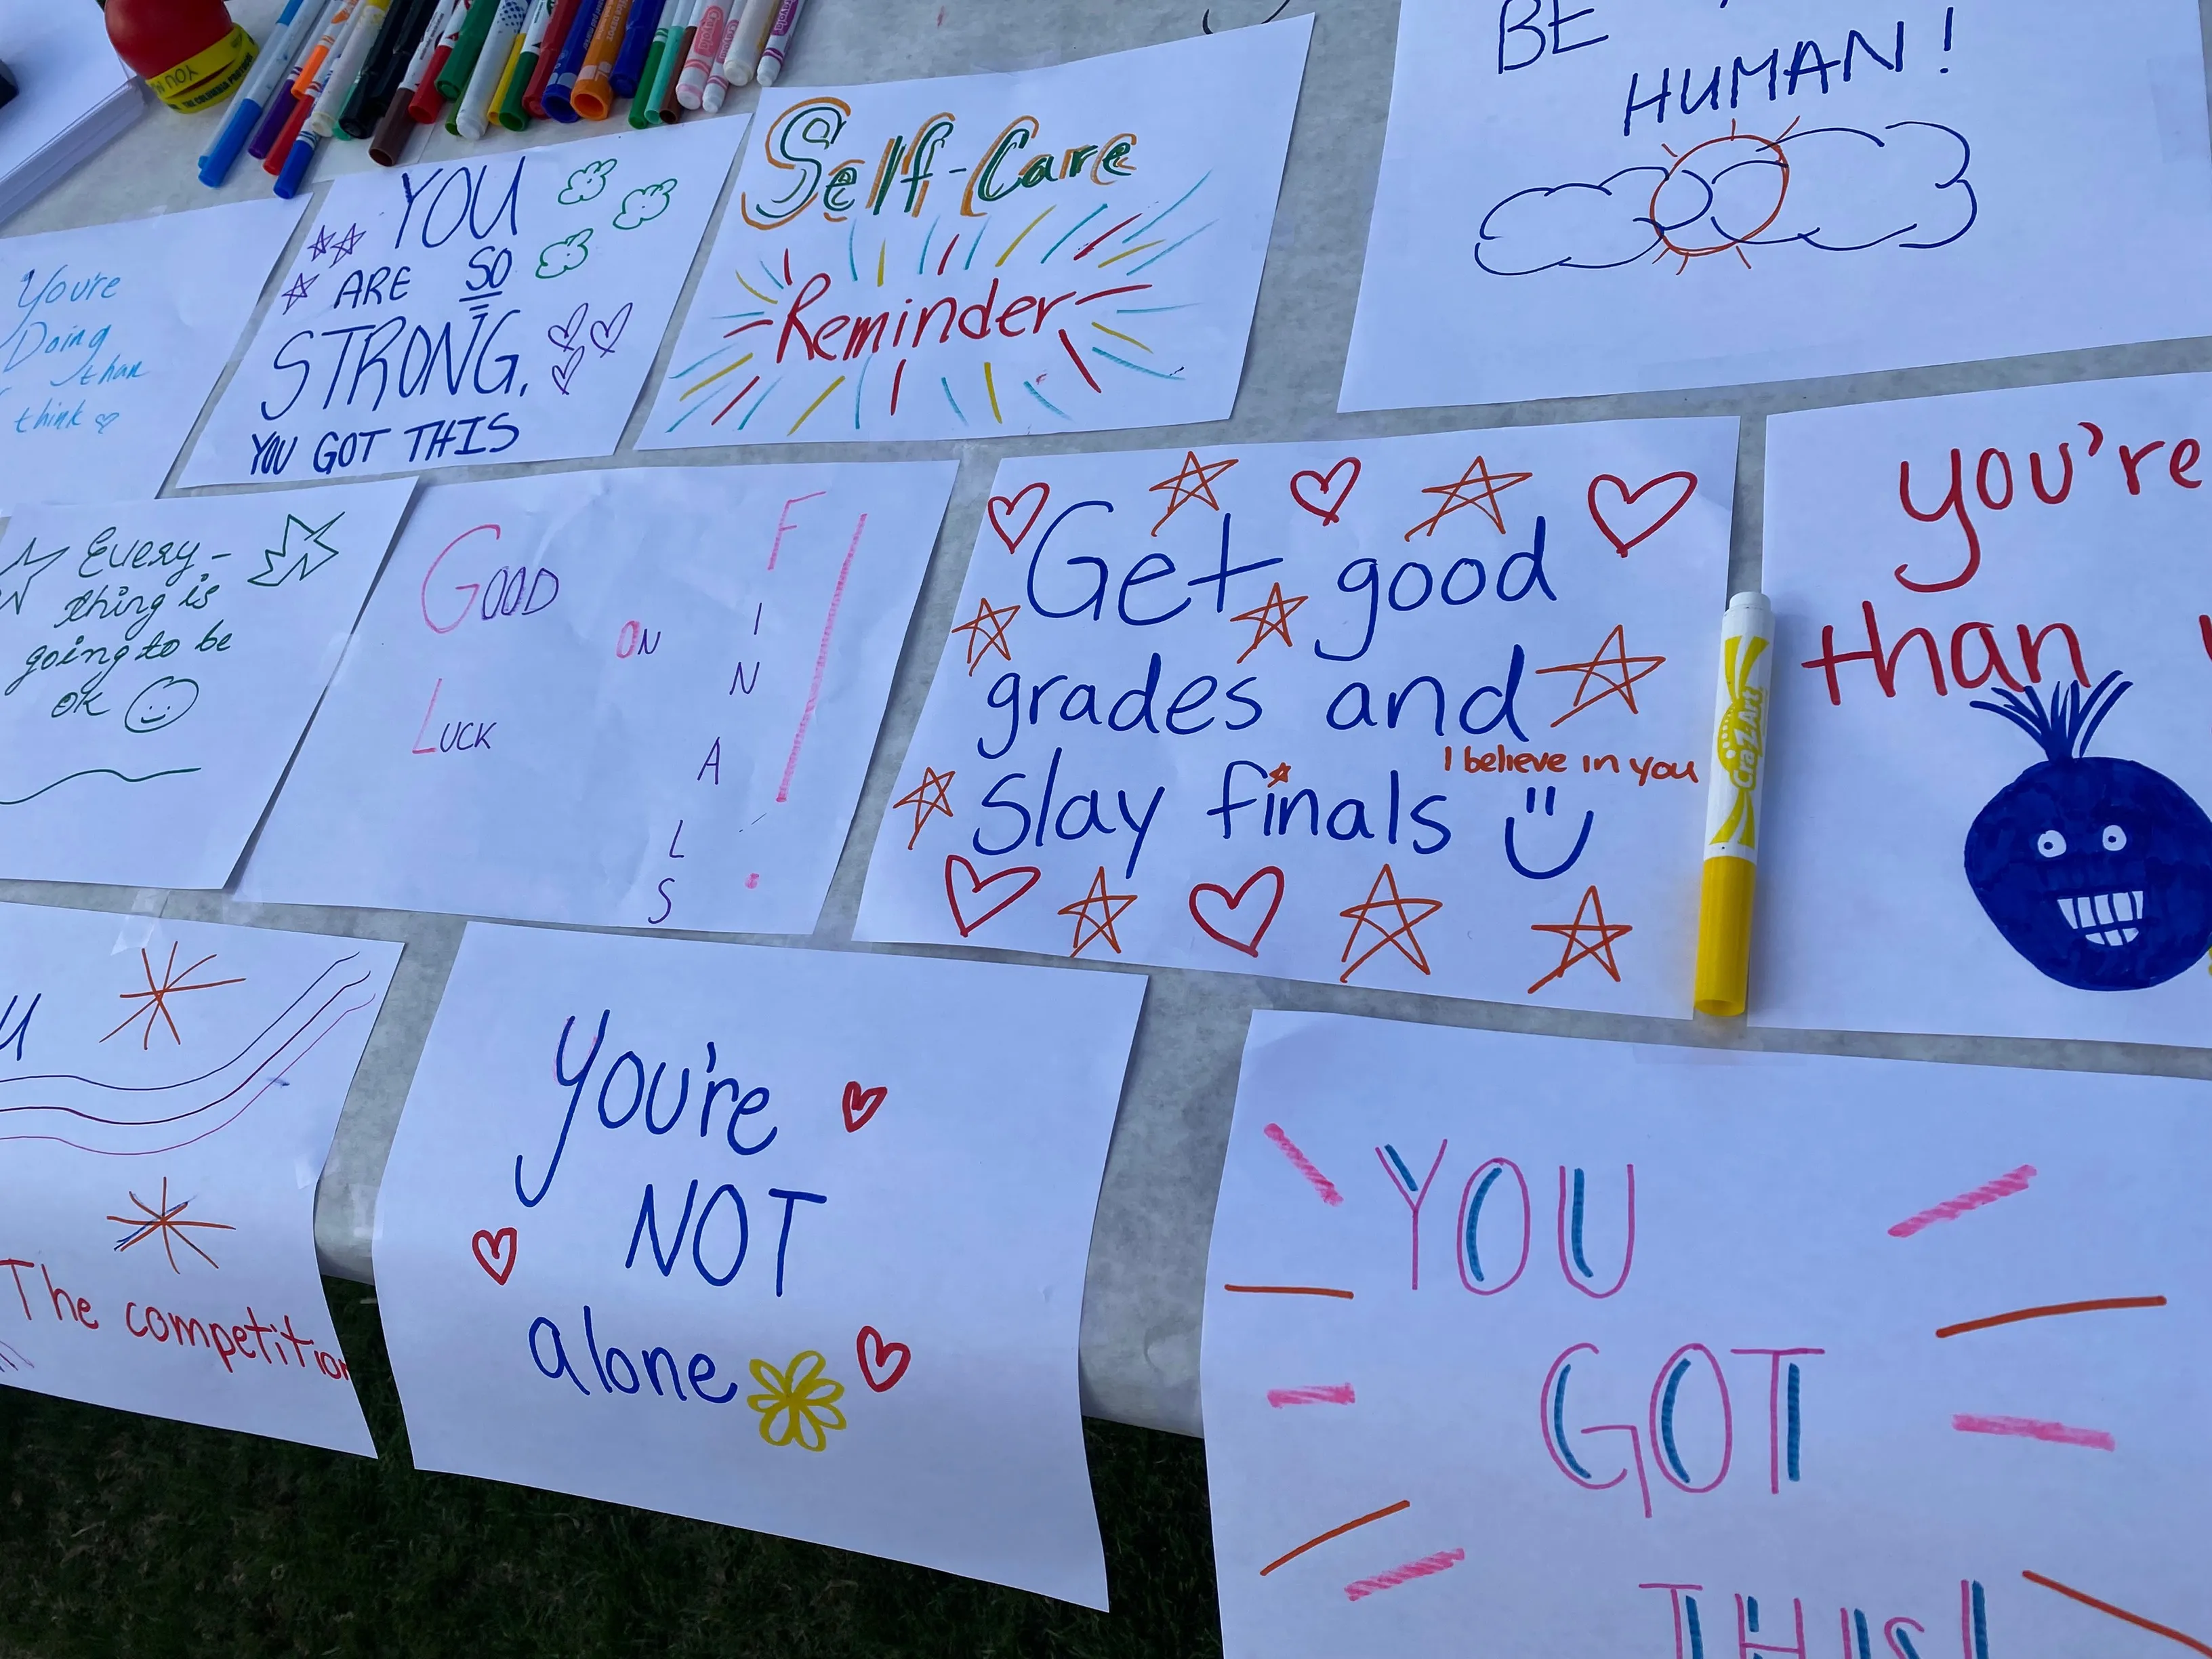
[196,0,813,197]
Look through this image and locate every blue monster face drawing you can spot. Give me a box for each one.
[1964,672,2212,991]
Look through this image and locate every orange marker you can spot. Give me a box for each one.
[564,0,630,120]
[264,37,338,173]
[291,0,361,94]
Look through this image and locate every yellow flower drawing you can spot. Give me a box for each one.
[746,1350,848,1452]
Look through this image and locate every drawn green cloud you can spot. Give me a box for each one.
[613,179,678,231]
[537,228,592,279]
[558,157,617,205]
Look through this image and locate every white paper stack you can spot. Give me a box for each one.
[0,3,144,228]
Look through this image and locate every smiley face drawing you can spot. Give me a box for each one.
[123,676,199,734]
[1964,672,2212,991]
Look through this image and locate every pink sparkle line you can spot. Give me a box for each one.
[1345,1548,1465,1603]
[776,513,866,804]
[1264,1122,1343,1206]
[1952,1414,2114,1451]
[1268,1384,1356,1408]
[1889,1165,2038,1238]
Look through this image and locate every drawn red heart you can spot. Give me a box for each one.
[1188,867,1286,958]
[842,1080,889,1133]
[471,1227,517,1286]
[855,1325,911,1393]
[987,482,1050,555]
[546,302,588,352]
[943,854,1042,937]
[1587,471,1698,558]
[1289,457,1361,527]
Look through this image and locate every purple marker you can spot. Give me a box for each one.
[247,84,301,159]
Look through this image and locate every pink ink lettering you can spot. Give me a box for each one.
[1374,1140,1448,1290]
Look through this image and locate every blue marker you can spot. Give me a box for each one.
[198,0,321,186]
[278,0,390,199]
[541,0,605,120]
[609,0,663,96]
[272,127,323,199]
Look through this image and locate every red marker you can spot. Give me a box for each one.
[409,0,473,122]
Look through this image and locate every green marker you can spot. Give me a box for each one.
[631,0,689,126]
[626,35,665,125]
[499,0,553,127]
[434,0,499,100]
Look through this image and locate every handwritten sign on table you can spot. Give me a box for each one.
[1757,373,2212,1045]
[374,924,1143,1604]
[1204,1013,2212,1659]
[853,423,1734,1015]
[180,121,746,489]
[239,462,956,933]
[0,200,306,509]
[636,20,1310,448]
[1340,0,2212,410]
[0,903,398,1453]
[0,480,414,889]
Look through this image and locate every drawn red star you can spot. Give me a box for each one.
[1528,885,1635,994]
[1265,762,1292,788]
[102,943,245,1049]
[1338,864,1444,984]
[1149,450,1240,534]
[1231,582,1308,663]
[950,595,1020,674]
[1536,624,1667,725]
[892,766,955,849]
[1059,867,1139,958]
[1404,455,1534,540]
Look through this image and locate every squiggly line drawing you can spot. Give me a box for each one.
[0,766,201,807]
[1200,0,1290,32]
[0,954,377,1157]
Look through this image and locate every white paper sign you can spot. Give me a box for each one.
[1204,1013,2212,1659]
[1,200,307,509]
[374,924,1143,1605]
[0,903,398,1454]
[636,21,1309,448]
[239,462,955,934]
[853,423,1734,1015]
[0,480,414,889]
[182,121,745,489]
[1340,0,2212,409]
[1758,374,2212,1044]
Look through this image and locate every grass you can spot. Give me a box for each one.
[0,1280,1222,1658]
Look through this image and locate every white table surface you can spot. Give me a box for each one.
[6,0,2212,1437]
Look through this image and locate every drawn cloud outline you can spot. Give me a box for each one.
[1475,121,1978,276]
[558,158,618,206]
[537,229,593,279]
[613,179,678,232]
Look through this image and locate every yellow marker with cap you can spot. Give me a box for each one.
[1694,591,1774,1016]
